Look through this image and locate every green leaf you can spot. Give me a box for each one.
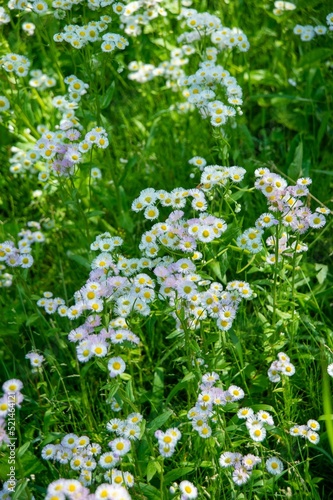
[147,409,173,433]
[26,313,40,326]
[67,252,91,270]
[99,81,115,109]
[208,260,223,281]
[251,404,277,413]
[12,479,30,500]
[17,441,31,458]
[288,141,303,180]
[317,112,330,147]
[104,382,121,400]
[138,483,161,500]
[315,264,328,285]
[19,451,46,476]
[299,48,333,67]
[166,373,196,405]
[95,359,108,372]
[164,467,194,485]
[146,460,158,482]
[86,210,105,218]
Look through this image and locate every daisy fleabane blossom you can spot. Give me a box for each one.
[238,169,330,257]
[268,352,295,382]
[219,450,261,485]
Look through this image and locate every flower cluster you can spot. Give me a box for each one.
[128,6,249,126]
[37,291,66,314]
[8,143,42,176]
[268,352,296,382]
[238,407,275,443]
[178,7,249,51]
[293,12,333,41]
[53,15,129,52]
[29,69,57,90]
[0,52,30,77]
[42,432,134,488]
[155,427,182,458]
[8,74,103,178]
[37,161,253,371]
[272,1,296,16]
[219,451,261,485]
[0,221,45,285]
[289,419,320,445]
[0,266,13,287]
[28,70,110,176]
[107,412,142,444]
[44,479,132,499]
[179,63,244,127]
[116,0,167,37]
[188,373,245,439]
[0,379,24,445]
[237,169,330,256]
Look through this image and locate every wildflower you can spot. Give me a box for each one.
[249,425,266,442]
[197,423,212,438]
[99,452,120,469]
[123,424,141,440]
[289,425,301,436]
[327,363,333,377]
[91,167,102,179]
[307,419,320,431]
[88,443,102,456]
[242,454,261,470]
[95,484,131,499]
[77,341,94,363]
[123,471,134,488]
[0,96,10,112]
[42,444,58,460]
[159,443,175,457]
[256,213,276,228]
[266,456,284,475]
[227,385,245,401]
[308,213,326,229]
[197,225,215,243]
[112,469,125,486]
[61,434,78,449]
[307,430,320,445]
[25,352,45,370]
[257,410,274,426]
[179,480,198,499]
[83,456,96,470]
[144,205,159,220]
[76,435,89,448]
[232,466,251,485]
[32,0,48,13]
[219,451,237,467]
[19,254,34,268]
[108,357,126,377]
[280,362,296,377]
[110,437,131,456]
[189,156,207,169]
[3,379,23,393]
[107,418,124,434]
